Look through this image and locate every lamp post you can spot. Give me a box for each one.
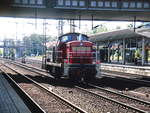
[22,21,37,63]
[43,19,51,67]
[58,20,64,36]
[15,22,18,41]
[27,22,35,34]
[43,19,46,57]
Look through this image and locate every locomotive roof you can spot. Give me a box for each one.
[58,32,89,40]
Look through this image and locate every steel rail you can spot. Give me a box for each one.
[11,59,150,85]
[88,83,150,106]
[7,61,52,78]
[102,72,150,86]
[8,60,150,105]
[75,86,148,113]
[12,60,150,87]
[12,60,46,73]
[5,60,150,112]
[0,68,46,113]
[3,63,87,113]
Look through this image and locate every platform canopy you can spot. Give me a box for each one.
[89,29,150,42]
[136,28,150,38]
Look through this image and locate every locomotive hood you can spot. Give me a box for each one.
[66,41,93,47]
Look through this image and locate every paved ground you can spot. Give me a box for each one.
[0,73,31,113]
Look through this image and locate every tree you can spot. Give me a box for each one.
[23,34,52,56]
[0,49,2,56]
[90,24,108,34]
[116,26,121,30]
[127,24,133,29]
[135,49,142,59]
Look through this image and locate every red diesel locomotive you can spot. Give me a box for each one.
[42,33,100,82]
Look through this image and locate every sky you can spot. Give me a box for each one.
[0,17,142,41]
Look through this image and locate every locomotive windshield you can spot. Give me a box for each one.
[60,34,88,42]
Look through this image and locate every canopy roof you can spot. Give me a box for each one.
[136,28,150,38]
[89,29,150,42]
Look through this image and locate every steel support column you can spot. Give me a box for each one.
[70,19,75,32]
[122,39,126,64]
[133,16,136,32]
[108,41,110,63]
[58,20,64,36]
[34,8,38,31]
[79,15,81,30]
[91,15,94,30]
[142,37,145,65]
[43,19,47,67]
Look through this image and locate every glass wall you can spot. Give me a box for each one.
[125,38,142,65]
[97,37,150,65]
[109,40,123,63]
[98,42,108,62]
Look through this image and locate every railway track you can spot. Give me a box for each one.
[81,84,150,112]
[74,86,149,113]
[3,60,150,113]
[101,71,150,87]
[10,59,150,87]
[1,63,87,113]
[8,60,47,74]
[88,83,150,106]
[15,58,150,85]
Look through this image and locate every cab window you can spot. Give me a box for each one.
[60,34,88,42]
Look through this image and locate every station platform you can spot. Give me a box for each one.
[101,63,150,77]
[0,73,31,113]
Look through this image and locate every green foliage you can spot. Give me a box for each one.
[90,24,108,34]
[9,49,15,58]
[134,49,142,59]
[116,26,121,30]
[23,34,52,56]
[0,49,2,56]
[127,24,133,29]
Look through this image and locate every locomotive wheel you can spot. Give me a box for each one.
[68,70,78,83]
[54,67,61,80]
[84,75,96,83]
[69,75,78,84]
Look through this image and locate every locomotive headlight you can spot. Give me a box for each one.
[67,43,70,47]
[64,59,69,64]
[93,60,100,64]
[96,60,100,64]
[80,43,83,46]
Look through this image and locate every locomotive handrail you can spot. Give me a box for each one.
[46,50,100,62]
[66,51,100,64]
[68,51,95,53]
[67,51,98,58]
[47,50,98,54]
[67,57,94,59]
[46,50,63,59]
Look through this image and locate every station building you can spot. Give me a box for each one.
[90,28,150,66]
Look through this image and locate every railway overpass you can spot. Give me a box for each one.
[0,40,24,58]
[0,0,150,21]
